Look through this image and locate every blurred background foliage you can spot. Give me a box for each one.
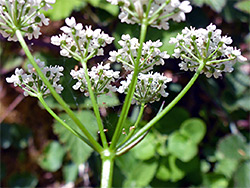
[0,0,249,187]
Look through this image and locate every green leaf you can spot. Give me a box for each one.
[0,124,32,149]
[53,110,99,164]
[216,134,247,161]
[214,158,239,179]
[87,0,101,7]
[8,172,38,188]
[43,0,87,21]
[203,173,229,188]
[192,0,227,13]
[63,163,78,183]
[156,107,190,135]
[168,155,185,182]
[233,161,250,188]
[38,141,65,172]
[123,159,158,187]
[168,132,198,162]
[1,123,12,149]
[156,155,188,182]
[235,1,250,14]
[156,162,171,181]
[87,0,119,16]
[82,93,120,108]
[180,118,206,144]
[191,0,206,7]
[116,152,138,177]
[132,133,156,160]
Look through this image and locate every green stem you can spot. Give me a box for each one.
[117,60,206,153]
[118,103,145,148]
[206,57,235,65]
[81,60,108,149]
[15,29,103,153]
[38,95,94,149]
[110,18,148,150]
[180,43,201,62]
[100,150,115,188]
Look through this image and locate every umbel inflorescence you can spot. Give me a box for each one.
[107,0,192,30]
[6,59,64,97]
[2,0,247,102]
[0,0,55,41]
[170,23,247,78]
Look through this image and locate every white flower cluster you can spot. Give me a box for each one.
[0,0,55,41]
[118,72,172,105]
[51,17,114,60]
[70,63,120,97]
[169,23,247,78]
[6,59,64,97]
[109,34,169,72]
[106,0,192,30]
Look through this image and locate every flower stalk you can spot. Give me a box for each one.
[117,60,206,153]
[15,29,103,153]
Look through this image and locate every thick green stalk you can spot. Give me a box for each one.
[81,60,108,149]
[15,29,103,153]
[110,19,148,150]
[100,150,115,188]
[118,103,145,148]
[117,60,206,153]
[37,95,94,149]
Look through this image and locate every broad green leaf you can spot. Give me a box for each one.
[82,93,120,108]
[132,133,156,160]
[87,0,119,16]
[0,123,32,149]
[180,118,206,144]
[235,1,250,14]
[168,155,185,182]
[53,110,99,164]
[156,155,187,182]
[87,0,101,7]
[191,0,206,7]
[38,141,65,172]
[1,123,12,149]
[192,0,227,13]
[156,163,171,181]
[116,152,138,177]
[216,134,247,161]
[201,160,211,173]
[2,56,23,72]
[156,107,190,135]
[237,93,250,111]
[203,173,229,188]
[168,132,198,162]
[206,0,227,13]
[63,163,78,183]
[98,2,119,16]
[123,159,158,187]
[233,161,250,188]
[161,23,185,55]
[8,173,38,188]
[43,0,87,21]
[214,158,239,179]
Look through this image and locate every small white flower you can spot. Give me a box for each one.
[118,72,172,104]
[0,0,55,41]
[106,0,192,30]
[6,59,64,97]
[109,35,169,72]
[170,23,247,78]
[71,63,120,96]
[51,18,114,60]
